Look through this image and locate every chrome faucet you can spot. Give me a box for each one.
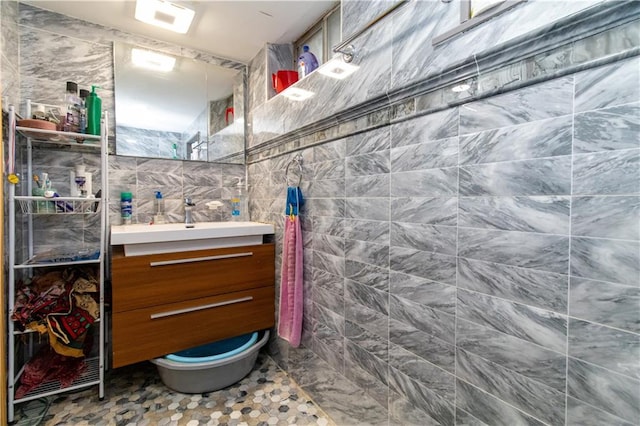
[184,197,195,228]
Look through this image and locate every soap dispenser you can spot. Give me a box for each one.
[230,180,248,221]
[153,191,166,224]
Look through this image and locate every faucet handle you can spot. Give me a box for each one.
[184,197,195,206]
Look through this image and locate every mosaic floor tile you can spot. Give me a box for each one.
[13,354,335,426]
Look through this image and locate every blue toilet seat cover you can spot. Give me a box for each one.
[165,332,259,363]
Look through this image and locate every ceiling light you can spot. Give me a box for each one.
[281,87,315,102]
[318,59,359,80]
[451,83,471,92]
[135,0,195,34]
[132,48,176,72]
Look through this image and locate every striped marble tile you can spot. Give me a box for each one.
[459,156,572,196]
[571,236,640,286]
[390,295,455,344]
[345,321,389,363]
[572,149,640,195]
[313,233,345,258]
[458,196,570,234]
[459,115,572,165]
[313,322,344,373]
[567,357,640,423]
[307,198,345,218]
[312,216,344,237]
[456,348,566,425]
[345,174,389,198]
[390,222,457,255]
[567,396,636,426]
[345,298,389,341]
[456,408,488,426]
[458,228,570,274]
[345,279,389,317]
[390,246,457,285]
[345,240,389,268]
[574,56,640,113]
[456,318,566,392]
[345,259,389,292]
[388,367,455,426]
[345,151,390,176]
[309,178,345,198]
[345,127,390,156]
[390,108,459,149]
[344,341,389,407]
[568,318,640,379]
[313,138,346,163]
[314,303,345,336]
[389,343,455,399]
[457,289,567,353]
[458,257,568,313]
[390,196,457,225]
[574,102,640,154]
[314,286,345,316]
[459,77,574,135]
[389,392,443,426]
[344,198,389,221]
[389,271,456,315]
[344,219,389,244]
[312,251,345,278]
[456,379,547,426]
[390,136,458,172]
[572,196,640,240]
[313,158,345,181]
[389,318,455,373]
[570,277,640,333]
[390,168,458,197]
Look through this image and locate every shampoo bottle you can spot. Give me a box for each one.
[153,191,166,224]
[87,85,102,136]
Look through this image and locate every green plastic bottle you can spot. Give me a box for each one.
[86,85,102,136]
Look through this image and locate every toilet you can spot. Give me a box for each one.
[151,330,269,393]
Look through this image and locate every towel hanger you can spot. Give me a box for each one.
[285,154,303,187]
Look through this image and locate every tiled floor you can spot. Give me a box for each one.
[13,354,335,426]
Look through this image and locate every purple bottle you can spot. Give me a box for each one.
[298,45,319,78]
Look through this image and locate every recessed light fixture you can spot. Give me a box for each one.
[135,0,195,34]
[281,87,315,102]
[132,48,176,72]
[451,83,471,92]
[317,59,359,80]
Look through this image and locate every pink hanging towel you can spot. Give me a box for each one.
[278,187,304,347]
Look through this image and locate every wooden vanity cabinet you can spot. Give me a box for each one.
[111,243,275,367]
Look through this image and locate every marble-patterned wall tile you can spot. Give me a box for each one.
[313,268,344,299]
[458,228,569,274]
[458,196,570,234]
[390,196,457,225]
[459,77,573,135]
[345,239,389,268]
[345,127,390,156]
[459,156,572,196]
[389,271,455,315]
[459,116,572,165]
[345,279,388,316]
[344,340,389,407]
[574,56,640,113]
[572,149,640,195]
[569,277,640,333]
[342,0,390,43]
[344,218,389,244]
[313,250,345,278]
[390,318,455,373]
[389,343,455,399]
[313,322,344,373]
[455,408,487,426]
[345,296,388,341]
[568,318,640,379]
[571,236,640,287]
[248,46,266,114]
[314,303,344,336]
[573,103,640,154]
[346,173,390,197]
[571,196,640,240]
[313,233,345,258]
[344,198,389,221]
[309,178,344,198]
[567,396,637,426]
[456,379,547,426]
[458,257,568,313]
[345,321,389,365]
[567,357,640,424]
[457,289,567,353]
[390,222,456,255]
[390,108,458,149]
[390,246,456,285]
[390,168,458,197]
[456,319,566,392]
[390,136,458,172]
[312,216,344,237]
[390,295,455,345]
[345,259,388,292]
[313,158,345,181]
[456,348,565,425]
[306,198,345,218]
[266,43,294,100]
[346,151,389,176]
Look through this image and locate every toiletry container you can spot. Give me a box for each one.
[153,191,166,224]
[78,89,89,134]
[87,85,102,136]
[120,192,132,225]
[298,45,319,79]
[63,81,82,133]
[230,180,248,221]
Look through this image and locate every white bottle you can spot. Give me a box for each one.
[230,180,248,221]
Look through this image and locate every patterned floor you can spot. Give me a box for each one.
[13,354,335,426]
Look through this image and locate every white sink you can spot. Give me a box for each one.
[111,221,274,256]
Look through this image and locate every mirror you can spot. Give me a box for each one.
[113,42,245,163]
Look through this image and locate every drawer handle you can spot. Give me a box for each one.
[149,252,253,267]
[150,296,253,319]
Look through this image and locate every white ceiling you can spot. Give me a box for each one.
[23,0,337,64]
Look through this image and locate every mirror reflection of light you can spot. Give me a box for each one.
[451,83,471,92]
[317,59,359,80]
[281,87,315,101]
[135,0,195,34]
[132,48,176,72]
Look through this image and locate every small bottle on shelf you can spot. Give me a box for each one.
[120,192,133,225]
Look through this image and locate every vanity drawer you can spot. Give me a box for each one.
[111,243,275,313]
[111,286,275,367]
